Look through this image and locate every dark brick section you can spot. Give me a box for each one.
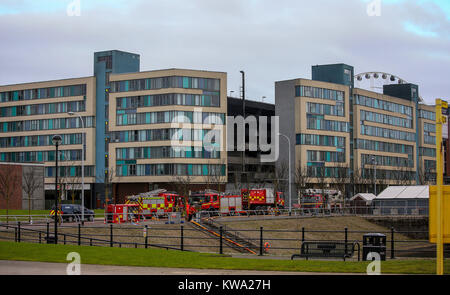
[0,164,22,210]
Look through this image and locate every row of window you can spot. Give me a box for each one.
[116,93,221,110]
[116,163,226,177]
[360,125,416,142]
[0,133,83,148]
[304,166,417,180]
[306,115,349,132]
[424,134,436,145]
[361,154,414,168]
[296,134,346,148]
[1,149,82,163]
[360,168,416,180]
[116,111,225,126]
[116,146,221,160]
[0,100,85,117]
[307,150,345,163]
[424,160,436,170]
[45,166,95,178]
[420,147,436,157]
[305,166,348,178]
[360,110,412,129]
[355,95,413,117]
[0,84,86,103]
[419,109,436,121]
[355,139,413,155]
[111,128,218,143]
[423,122,436,133]
[111,76,220,92]
[1,117,94,133]
[295,86,345,101]
[306,102,345,117]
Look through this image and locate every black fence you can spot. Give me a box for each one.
[0,220,447,260]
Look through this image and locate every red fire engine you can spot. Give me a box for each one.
[241,188,285,211]
[219,194,245,215]
[189,190,221,211]
[105,203,140,224]
[299,194,324,209]
[126,189,183,217]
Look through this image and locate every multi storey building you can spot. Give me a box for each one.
[226,96,275,190]
[108,69,227,203]
[0,76,97,206]
[275,63,437,202]
[0,50,227,207]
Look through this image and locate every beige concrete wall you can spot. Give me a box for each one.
[352,88,417,174]
[293,79,351,179]
[108,69,227,184]
[0,77,97,185]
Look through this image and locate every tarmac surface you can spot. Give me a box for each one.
[0,260,358,275]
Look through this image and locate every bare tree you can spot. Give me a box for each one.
[96,167,117,205]
[294,163,310,204]
[329,163,350,205]
[0,164,21,225]
[22,167,43,222]
[203,159,227,192]
[273,161,288,202]
[172,174,194,218]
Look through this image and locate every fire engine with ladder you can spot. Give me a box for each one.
[241,188,285,211]
[126,189,183,217]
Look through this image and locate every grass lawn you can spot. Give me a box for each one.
[0,241,448,274]
[0,209,104,217]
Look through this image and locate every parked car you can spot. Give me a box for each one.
[50,204,95,222]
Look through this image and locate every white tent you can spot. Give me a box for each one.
[373,186,429,215]
[375,186,428,200]
[350,193,377,205]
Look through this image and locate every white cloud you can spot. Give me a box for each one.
[0,0,449,104]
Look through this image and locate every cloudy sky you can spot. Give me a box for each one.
[0,0,449,105]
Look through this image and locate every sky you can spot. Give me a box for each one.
[0,0,449,105]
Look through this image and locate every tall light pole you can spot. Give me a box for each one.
[278,132,291,216]
[68,112,85,224]
[52,135,62,243]
[371,156,377,195]
[240,70,246,184]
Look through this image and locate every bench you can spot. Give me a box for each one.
[291,241,360,261]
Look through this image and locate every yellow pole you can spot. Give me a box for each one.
[435,99,444,275]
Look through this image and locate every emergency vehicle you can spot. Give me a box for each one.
[299,194,324,209]
[298,189,342,211]
[105,203,140,224]
[189,190,220,211]
[219,194,244,215]
[241,188,285,211]
[125,189,182,217]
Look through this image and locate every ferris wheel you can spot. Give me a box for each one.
[354,71,423,102]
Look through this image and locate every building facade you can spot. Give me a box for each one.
[108,69,227,203]
[226,96,276,191]
[276,63,437,203]
[0,50,227,207]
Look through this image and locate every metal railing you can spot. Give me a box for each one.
[0,218,445,260]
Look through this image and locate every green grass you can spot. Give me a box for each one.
[0,209,49,216]
[0,241,448,274]
[0,209,104,217]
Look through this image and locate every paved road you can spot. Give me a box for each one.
[0,260,358,275]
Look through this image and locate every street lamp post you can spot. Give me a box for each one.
[240,71,246,184]
[278,132,291,216]
[371,156,377,195]
[52,135,62,243]
[68,112,85,224]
